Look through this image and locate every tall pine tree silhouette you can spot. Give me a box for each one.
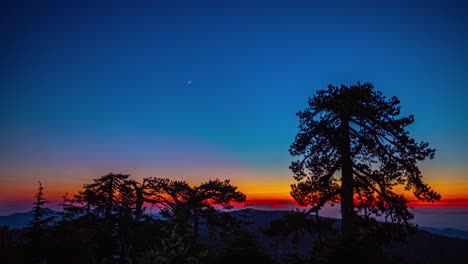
[289,82,440,240]
[26,181,55,261]
[27,181,55,234]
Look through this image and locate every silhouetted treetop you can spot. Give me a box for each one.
[68,173,247,263]
[289,82,440,239]
[144,177,246,235]
[28,181,55,230]
[76,173,132,219]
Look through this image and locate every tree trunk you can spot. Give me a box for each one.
[193,211,199,237]
[340,114,355,240]
[135,186,144,222]
[106,177,114,220]
[119,210,131,264]
[86,203,91,216]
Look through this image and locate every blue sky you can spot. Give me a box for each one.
[1,0,467,208]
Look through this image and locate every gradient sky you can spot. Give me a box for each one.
[1,0,467,215]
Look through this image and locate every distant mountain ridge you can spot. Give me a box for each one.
[2,208,467,240]
[0,208,59,229]
[0,208,162,229]
[420,226,468,240]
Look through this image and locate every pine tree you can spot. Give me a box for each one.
[145,178,246,236]
[27,181,55,234]
[59,192,83,222]
[26,181,55,262]
[289,82,440,241]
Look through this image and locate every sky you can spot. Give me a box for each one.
[1,0,467,218]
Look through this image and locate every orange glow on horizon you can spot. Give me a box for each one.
[2,186,468,206]
[1,168,467,213]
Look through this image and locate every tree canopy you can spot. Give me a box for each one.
[144,177,246,235]
[289,82,440,239]
[66,173,247,263]
[27,181,55,236]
